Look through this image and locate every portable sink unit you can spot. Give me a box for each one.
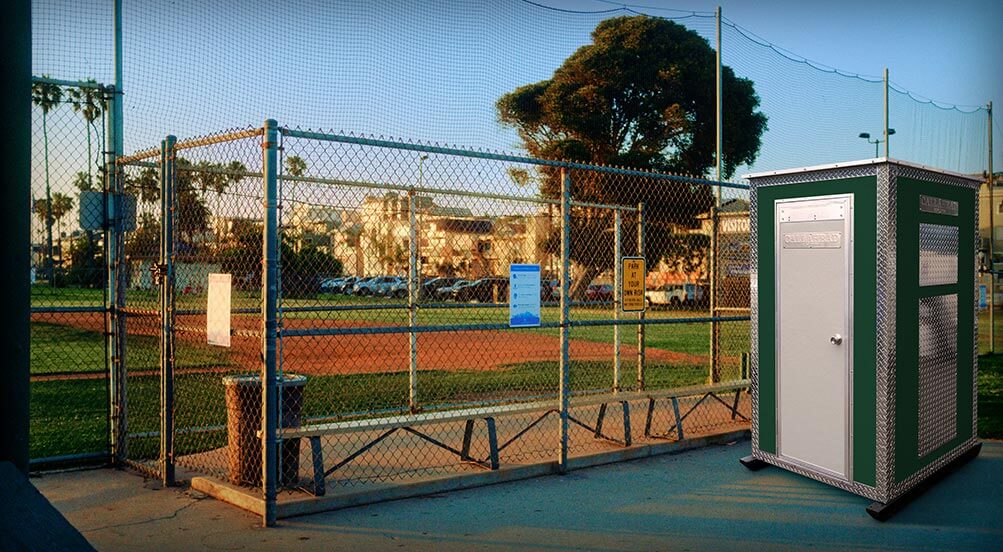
[742,158,983,520]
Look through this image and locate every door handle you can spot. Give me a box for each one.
[830,334,843,345]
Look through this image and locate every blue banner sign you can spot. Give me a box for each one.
[509,264,541,327]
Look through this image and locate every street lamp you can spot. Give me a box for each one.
[858,128,896,158]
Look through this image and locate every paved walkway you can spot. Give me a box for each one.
[35,439,1003,551]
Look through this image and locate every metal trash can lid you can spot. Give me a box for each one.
[222,374,308,387]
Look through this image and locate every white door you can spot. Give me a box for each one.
[775,194,852,480]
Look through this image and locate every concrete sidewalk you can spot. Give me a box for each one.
[36,439,1003,551]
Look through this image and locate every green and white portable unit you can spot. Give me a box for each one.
[742,158,982,519]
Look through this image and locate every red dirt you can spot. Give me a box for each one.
[32,311,708,378]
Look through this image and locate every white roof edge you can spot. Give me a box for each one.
[743,158,983,182]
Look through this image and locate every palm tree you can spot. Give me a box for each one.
[285,155,307,177]
[68,80,104,186]
[32,76,64,285]
[50,193,74,270]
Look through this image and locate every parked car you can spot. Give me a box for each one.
[334,276,359,294]
[454,277,509,303]
[354,276,396,296]
[374,276,405,297]
[420,277,463,300]
[645,283,707,308]
[435,279,470,301]
[386,278,409,299]
[585,283,614,302]
[319,277,344,293]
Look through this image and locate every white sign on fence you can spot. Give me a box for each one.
[207,273,232,347]
[509,264,541,328]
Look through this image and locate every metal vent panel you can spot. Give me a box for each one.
[918,294,958,458]
[919,223,958,287]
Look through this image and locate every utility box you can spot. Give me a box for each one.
[744,159,982,518]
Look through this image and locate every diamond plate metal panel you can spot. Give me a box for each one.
[875,163,896,502]
[751,449,881,501]
[750,166,877,188]
[919,223,958,287]
[894,165,982,190]
[918,294,958,457]
[750,186,760,452]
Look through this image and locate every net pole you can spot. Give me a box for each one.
[989,101,995,353]
[884,68,890,158]
[711,5,723,383]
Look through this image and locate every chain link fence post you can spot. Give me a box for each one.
[104,84,127,466]
[261,119,280,527]
[159,135,177,486]
[636,202,646,391]
[408,188,419,412]
[613,209,622,393]
[709,204,720,383]
[558,168,571,473]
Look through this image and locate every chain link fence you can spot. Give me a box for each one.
[29,79,111,467]
[107,122,752,523]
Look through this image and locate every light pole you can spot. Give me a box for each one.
[859,129,896,158]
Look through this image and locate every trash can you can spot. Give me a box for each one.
[222,374,307,487]
[744,158,982,517]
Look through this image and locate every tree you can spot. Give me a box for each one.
[285,155,307,177]
[68,80,104,187]
[496,16,767,297]
[126,166,160,204]
[32,76,64,285]
[50,192,74,270]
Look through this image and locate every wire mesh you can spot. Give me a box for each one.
[29,81,111,462]
[261,129,752,490]
[166,131,266,483]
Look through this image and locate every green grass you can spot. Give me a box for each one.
[29,285,996,461]
[29,356,707,460]
[979,354,1003,439]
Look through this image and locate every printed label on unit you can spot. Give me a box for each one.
[781,231,843,249]
[919,195,959,216]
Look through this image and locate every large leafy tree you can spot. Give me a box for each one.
[497,16,766,295]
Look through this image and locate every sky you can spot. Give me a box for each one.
[31,0,1003,230]
[588,0,1002,109]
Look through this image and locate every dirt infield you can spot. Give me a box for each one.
[32,311,708,377]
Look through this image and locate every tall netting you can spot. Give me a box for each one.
[719,19,990,177]
[30,0,994,501]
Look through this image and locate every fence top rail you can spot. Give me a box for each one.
[280,172,560,206]
[173,127,263,152]
[117,149,160,165]
[279,127,750,190]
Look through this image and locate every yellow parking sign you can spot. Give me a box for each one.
[621,257,645,312]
